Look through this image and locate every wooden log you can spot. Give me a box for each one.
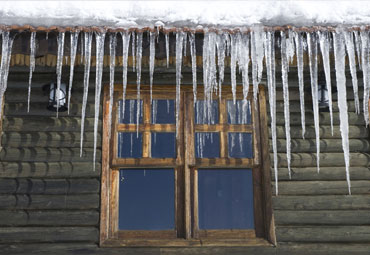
[161,247,276,255]
[0,148,102,162]
[0,194,99,209]
[276,226,370,242]
[0,227,98,243]
[272,181,370,195]
[2,131,100,148]
[273,195,370,210]
[272,167,370,181]
[0,210,99,226]
[274,100,358,113]
[274,139,370,153]
[274,152,370,167]
[274,87,364,101]
[3,116,101,132]
[275,210,370,225]
[0,179,100,194]
[277,243,370,255]
[0,162,101,178]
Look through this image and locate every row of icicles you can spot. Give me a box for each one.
[0,27,367,195]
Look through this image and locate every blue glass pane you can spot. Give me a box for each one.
[152,100,175,124]
[119,169,174,230]
[117,133,142,158]
[198,169,254,229]
[195,132,220,158]
[227,100,251,124]
[228,133,253,158]
[152,133,176,158]
[195,100,219,124]
[118,99,143,124]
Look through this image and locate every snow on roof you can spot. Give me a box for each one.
[1,1,370,29]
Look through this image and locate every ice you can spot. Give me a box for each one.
[216,33,226,100]
[120,31,130,117]
[152,99,158,124]
[240,33,250,101]
[80,32,93,157]
[333,30,351,195]
[251,26,264,104]
[280,31,292,179]
[343,30,360,114]
[131,31,136,72]
[67,31,79,114]
[176,31,185,137]
[27,31,36,112]
[149,31,155,101]
[354,31,362,70]
[307,32,320,173]
[165,33,169,68]
[108,33,117,139]
[318,31,334,134]
[189,33,197,103]
[230,33,237,103]
[55,32,65,117]
[360,30,370,126]
[183,32,187,57]
[136,32,143,133]
[93,31,106,171]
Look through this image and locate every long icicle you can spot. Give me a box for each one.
[121,31,130,118]
[93,31,106,171]
[189,32,197,103]
[149,31,155,102]
[165,33,170,68]
[333,30,351,195]
[175,31,184,137]
[27,31,36,112]
[67,31,80,114]
[216,33,226,100]
[360,29,370,126]
[280,31,292,179]
[56,32,65,118]
[307,32,321,173]
[136,32,143,135]
[108,33,117,140]
[80,32,93,157]
[251,26,264,104]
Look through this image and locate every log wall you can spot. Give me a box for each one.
[0,72,369,254]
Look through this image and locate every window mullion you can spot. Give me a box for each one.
[143,96,151,158]
[219,98,228,158]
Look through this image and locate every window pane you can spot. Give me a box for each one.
[151,133,176,158]
[152,100,175,124]
[228,133,253,158]
[195,132,220,158]
[195,100,219,124]
[198,169,254,229]
[227,100,251,124]
[119,169,174,230]
[117,133,142,158]
[118,99,143,124]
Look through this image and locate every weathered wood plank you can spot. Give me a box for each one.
[0,210,99,226]
[273,195,370,210]
[2,131,100,148]
[277,243,370,255]
[0,194,99,209]
[0,148,102,162]
[273,167,370,181]
[3,116,101,132]
[0,178,100,194]
[161,247,276,255]
[0,227,98,243]
[0,162,100,178]
[275,210,370,225]
[273,112,365,125]
[276,226,370,242]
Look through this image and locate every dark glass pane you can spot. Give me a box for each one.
[152,100,175,124]
[118,99,143,124]
[227,100,251,124]
[195,100,219,124]
[152,133,176,158]
[117,133,142,158]
[195,132,220,158]
[119,169,174,230]
[228,133,253,158]
[198,169,254,229]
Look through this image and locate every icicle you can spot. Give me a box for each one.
[108,33,117,140]
[286,30,296,64]
[280,31,292,179]
[80,32,93,157]
[149,31,155,102]
[240,33,250,101]
[93,31,106,171]
[67,31,79,114]
[251,26,265,104]
[216,33,225,100]
[136,32,143,134]
[354,31,362,70]
[55,32,65,118]
[121,31,130,118]
[183,32,188,57]
[152,99,158,124]
[307,32,320,173]
[189,33,197,103]
[360,29,370,126]
[176,31,185,137]
[230,34,237,103]
[27,31,36,112]
[131,31,136,71]
[333,31,351,195]
[80,34,84,63]
[318,31,334,134]
[165,33,170,68]
[264,31,278,195]
[343,30,360,114]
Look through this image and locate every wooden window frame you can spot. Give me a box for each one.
[100,84,275,247]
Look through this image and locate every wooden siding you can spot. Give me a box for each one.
[0,73,369,254]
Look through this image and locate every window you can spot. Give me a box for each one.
[100,85,275,247]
